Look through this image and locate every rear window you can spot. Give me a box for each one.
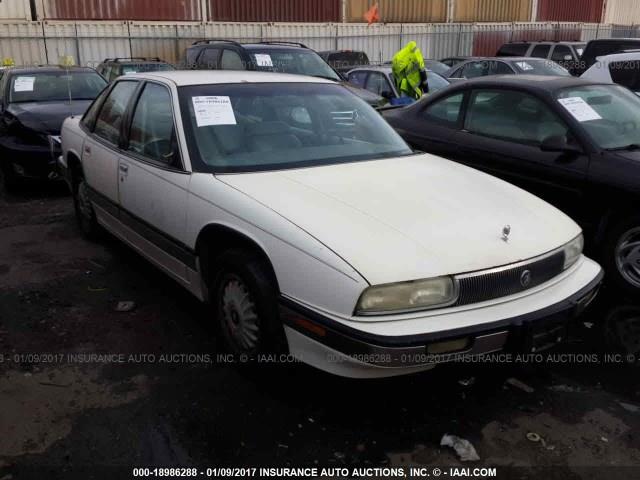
[512,59,571,76]
[325,52,369,69]
[121,63,175,75]
[248,49,340,81]
[497,43,529,57]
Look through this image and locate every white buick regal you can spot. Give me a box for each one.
[59,71,603,378]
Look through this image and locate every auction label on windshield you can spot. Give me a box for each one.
[13,76,36,92]
[192,96,237,127]
[558,97,602,122]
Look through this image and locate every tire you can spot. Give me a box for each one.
[73,177,101,240]
[604,215,640,296]
[0,161,19,194]
[210,249,285,356]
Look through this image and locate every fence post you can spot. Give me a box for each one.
[127,22,133,58]
[456,23,462,56]
[41,21,49,65]
[174,24,180,64]
[74,22,81,66]
[335,24,338,50]
[596,23,600,39]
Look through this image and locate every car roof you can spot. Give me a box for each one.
[454,75,609,91]
[594,51,640,63]
[588,38,640,44]
[122,70,335,86]
[4,66,96,75]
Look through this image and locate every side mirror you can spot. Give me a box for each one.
[380,90,394,100]
[540,135,581,154]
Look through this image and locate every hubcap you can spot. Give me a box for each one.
[220,276,260,351]
[615,226,640,289]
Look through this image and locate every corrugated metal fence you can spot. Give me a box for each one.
[0,21,638,67]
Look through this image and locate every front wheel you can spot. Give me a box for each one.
[73,178,101,240]
[605,216,640,295]
[210,249,285,356]
[0,162,19,193]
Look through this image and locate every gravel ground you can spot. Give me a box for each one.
[0,184,639,480]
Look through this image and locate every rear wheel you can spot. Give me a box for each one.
[73,176,101,240]
[605,216,640,295]
[210,249,284,356]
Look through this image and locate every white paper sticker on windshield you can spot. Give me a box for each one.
[13,76,36,92]
[254,54,273,67]
[558,97,602,122]
[515,61,533,71]
[192,96,237,127]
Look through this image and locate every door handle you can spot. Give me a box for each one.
[84,146,91,155]
[119,164,129,173]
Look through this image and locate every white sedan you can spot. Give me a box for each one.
[581,51,640,95]
[59,71,602,378]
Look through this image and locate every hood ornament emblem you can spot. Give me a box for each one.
[502,225,511,242]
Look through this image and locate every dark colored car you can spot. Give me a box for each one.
[319,50,369,76]
[185,39,385,107]
[497,41,585,72]
[573,38,640,76]
[346,66,450,101]
[95,57,175,83]
[383,75,640,294]
[445,57,571,80]
[0,66,107,191]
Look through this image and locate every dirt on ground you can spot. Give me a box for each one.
[0,184,639,480]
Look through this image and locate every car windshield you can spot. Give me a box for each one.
[556,84,640,150]
[512,59,571,76]
[121,63,175,74]
[248,49,341,81]
[179,82,412,173]
[9,71,106,103]
[424,60,450,76]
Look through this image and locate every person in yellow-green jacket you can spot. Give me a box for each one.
[391,41,428,103]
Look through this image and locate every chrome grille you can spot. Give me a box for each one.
[454,251,565,307]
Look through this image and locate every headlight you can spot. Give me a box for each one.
[563,233,584,270]
[356,276,458,315]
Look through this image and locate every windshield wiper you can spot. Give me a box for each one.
[606,144,640,151]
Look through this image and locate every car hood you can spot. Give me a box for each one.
[219,154,581,285]
[7,101,92,135]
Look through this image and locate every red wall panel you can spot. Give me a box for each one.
[208,0,341,23]
[43,0,202,21]
[536,0,604,23]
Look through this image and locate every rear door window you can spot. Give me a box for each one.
[365,72,393,96]
[551,45,573,63]
[347,71,368,88]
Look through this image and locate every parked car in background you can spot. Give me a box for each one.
[440,56,480,68]
[383,75,640,294]
[573,38,640,75]
[319,50,369,76]
[497,41,585,71]
[581,51,640,95]
[423,59,451,76]
[446,57,571,80]
[346,66,450,102]
[96,57,175,83]
[0,66,106,191]
[185,39,385,107]
[59,70,602,378]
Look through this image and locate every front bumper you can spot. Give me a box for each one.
[280,257,603,378]
[0,135,62,180]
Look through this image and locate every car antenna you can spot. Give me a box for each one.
[60,56,74,116]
